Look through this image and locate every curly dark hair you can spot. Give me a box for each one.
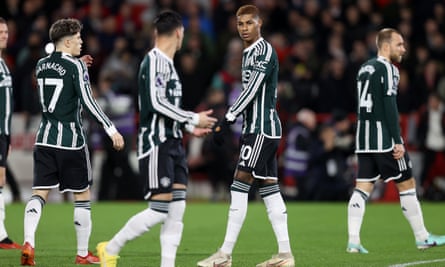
[49,18,82,43]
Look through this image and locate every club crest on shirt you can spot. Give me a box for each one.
[160,176,171,188]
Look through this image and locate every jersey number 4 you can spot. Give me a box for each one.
[37,78,63,113]
[357,80,373,112]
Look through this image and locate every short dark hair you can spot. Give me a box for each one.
[49,18,82,43]
[153,10,182,35]
[236,5,260,19]
[0,17,6,24]
[376,28,400,49]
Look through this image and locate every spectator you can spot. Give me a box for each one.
[99,35,138,96]
[281,108,318,200]
[208,37,242,104]
[414,59,443,110]
[305,124,354,201]
[416,92,445,198]
[177,51,207,111]
[330,109,355,155]
[317,56,354,113]
[192,90,237,202]
[13,30,44,128]
[397,68,418,114]
[95,76,139,201]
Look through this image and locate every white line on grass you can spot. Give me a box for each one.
[388,258,445,267]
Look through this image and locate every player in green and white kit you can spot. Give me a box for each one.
[21,18,124,266]
[0,17,21,250]
[96,11,216,267]
[198,5,294,267]
[347,28,445,254]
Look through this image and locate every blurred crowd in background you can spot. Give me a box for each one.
[2,0,445,202]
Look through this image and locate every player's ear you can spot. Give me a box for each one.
[63,36,71,49]
[257,18,263,27]
[176,27,184,38]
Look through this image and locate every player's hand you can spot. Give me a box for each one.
[197,109,217,129]
[392,144,405,160]
[111,132,125,151]
[192,127,212,137]
[80,54,93,67]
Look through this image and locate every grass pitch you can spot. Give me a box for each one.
[1,201,445,266]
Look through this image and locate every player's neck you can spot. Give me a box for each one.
[155,38,177,60]
[377,53,390,62]
[55,45,72,55]
[243,36,261,48]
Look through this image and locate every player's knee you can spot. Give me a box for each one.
[396,177,416,191]
[234,170,254,184]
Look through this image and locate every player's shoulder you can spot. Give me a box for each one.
[145,48,171,67]
[36,54,51,65]
[60,53,83,67]
[251,38,277,62]
[374,57,395,71]
[362,57,379,67]
[256,38,273,51]
[41,52,82,68]
[358,58,388,76]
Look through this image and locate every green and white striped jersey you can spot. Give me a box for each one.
[355,56,402,153]
[0,58,13,136]
[137,48,197,159]
[35,52,116,150]
[226,37,282,138]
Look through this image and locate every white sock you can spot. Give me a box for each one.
[74,201,91,257]
[160,219,183,267]
[400,189,429,242]
[261,184,291,253]
[24,195,45,247]
[106,201,169,256]
[0,189,8,241]
[160,190,186,267]
[347,189,369,245]
[220,180,250,255]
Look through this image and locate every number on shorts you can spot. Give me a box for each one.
[240,145,252,161]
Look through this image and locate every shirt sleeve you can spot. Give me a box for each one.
[382,66,402,144]
[383,95,402,144]
[73,59,117,136]
[227,45,275,120]
[145,63,199,125]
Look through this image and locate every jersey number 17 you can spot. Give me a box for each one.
[37,78,63,113]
